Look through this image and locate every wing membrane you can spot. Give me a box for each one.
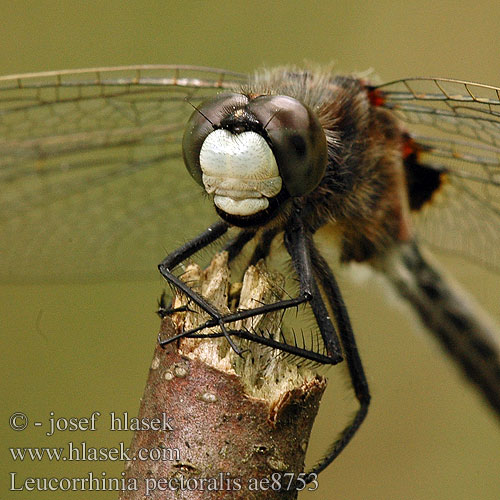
[374,78,500,271]
[0,65,247,282]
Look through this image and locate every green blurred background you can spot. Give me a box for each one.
[1,1,499,499]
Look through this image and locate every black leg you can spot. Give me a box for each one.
[159,220,229,270]
[249,227,279,265]
[283,212,343,361]
[223,229,256,262]
[224,227,278,265]
[157,290,193,318]
[305,240,371,480]
[158,220,243,354]
[158,214,343,364]
[209,212,343,363]
[158,220,230,320]
[158,270,340,363]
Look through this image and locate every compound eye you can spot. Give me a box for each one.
[182,93,249,187]
[247,95,327,197]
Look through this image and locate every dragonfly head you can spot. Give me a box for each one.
[182,92,327,227]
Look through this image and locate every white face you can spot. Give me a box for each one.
[199,129,282,216]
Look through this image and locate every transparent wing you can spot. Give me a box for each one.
[0,65,248,283]
[374,77,500,271]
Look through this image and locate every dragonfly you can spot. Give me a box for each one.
[1,65,499,481]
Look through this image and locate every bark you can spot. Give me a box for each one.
[119,252,326,500]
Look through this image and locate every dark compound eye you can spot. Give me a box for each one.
[247,95,327,197]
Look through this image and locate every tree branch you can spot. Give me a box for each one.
[119,252,326,499]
